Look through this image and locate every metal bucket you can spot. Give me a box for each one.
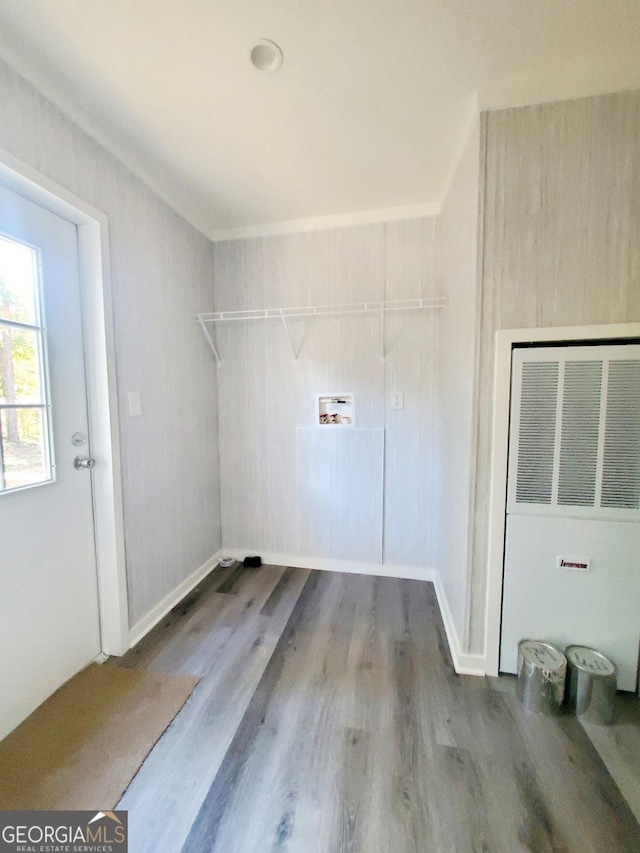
[516,639,567,715]
[564,645,617,726]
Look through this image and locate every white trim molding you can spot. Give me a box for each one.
[484,323,640,678]
[223,549,435,583]
[128,550,223,649]
[210,202,440,243]
[0,146,130,656]
[433,575,487,676]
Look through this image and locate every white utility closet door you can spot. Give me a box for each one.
[0,183,101,740]
[500,344,640,691]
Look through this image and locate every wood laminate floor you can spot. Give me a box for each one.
[115,565,640,853]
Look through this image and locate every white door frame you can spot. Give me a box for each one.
[484,322,640,677]
[0,146,129,655]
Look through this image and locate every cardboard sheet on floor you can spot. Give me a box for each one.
[0,662,199,810]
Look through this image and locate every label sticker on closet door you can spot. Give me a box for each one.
[557,556,591,571]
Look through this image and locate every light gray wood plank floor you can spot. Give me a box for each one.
[114,566,640,853]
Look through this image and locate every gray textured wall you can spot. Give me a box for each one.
[0,57,221,627]
[213,219,439,569]
[469,89,640,654]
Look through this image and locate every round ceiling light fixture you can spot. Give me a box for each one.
[249,39,283,73]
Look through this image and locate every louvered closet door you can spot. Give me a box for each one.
[500,344,640,690]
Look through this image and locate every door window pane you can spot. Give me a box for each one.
[0,236,38,325]
[0,234,52,493]
[0,407,49,490]
[0,326,44,404]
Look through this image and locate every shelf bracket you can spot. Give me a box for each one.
[281,316,307,360]
[198,315,221,365]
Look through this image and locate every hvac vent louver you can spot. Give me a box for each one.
[601,359,640,509]
[508,346,640,520]
[515,362,558,505]
[557,361,602,507]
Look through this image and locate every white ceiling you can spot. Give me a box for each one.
[0,1,638,240]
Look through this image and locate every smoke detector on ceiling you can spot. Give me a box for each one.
[249,39,283,73]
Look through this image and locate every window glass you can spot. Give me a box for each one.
[0,326,44,405]
[0,235,38,325]
[0,235,52,493]
[1,407,48,490]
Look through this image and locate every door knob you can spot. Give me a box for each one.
[74,456,96,469]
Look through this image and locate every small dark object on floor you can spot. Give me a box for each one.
[243,556,262,568]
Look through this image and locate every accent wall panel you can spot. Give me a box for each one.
[384,218,438,567]
[296,428,384,562]
[216,319,298,554]
[383,311,438,567]
[468,89,640,654]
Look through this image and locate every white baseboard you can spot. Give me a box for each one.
[456,654,487,676]
[225,548,487,676]
[433,574,486,676]
[223,549,436,583]
[128,546,486,679]
[128,550,223,649]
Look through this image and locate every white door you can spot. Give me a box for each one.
[0,183,101,740]
[500,344,640,691]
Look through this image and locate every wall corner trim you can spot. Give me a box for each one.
[128,550,223,649]
[433,574,487,677]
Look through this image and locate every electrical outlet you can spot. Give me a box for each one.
[391,391,404,410]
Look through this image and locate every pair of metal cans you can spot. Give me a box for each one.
[516,639,617,724]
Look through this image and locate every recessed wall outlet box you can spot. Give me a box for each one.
[316,393,355,427]
[391,391,404,410]
[127,391,142,417]
[557,556,591,572]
